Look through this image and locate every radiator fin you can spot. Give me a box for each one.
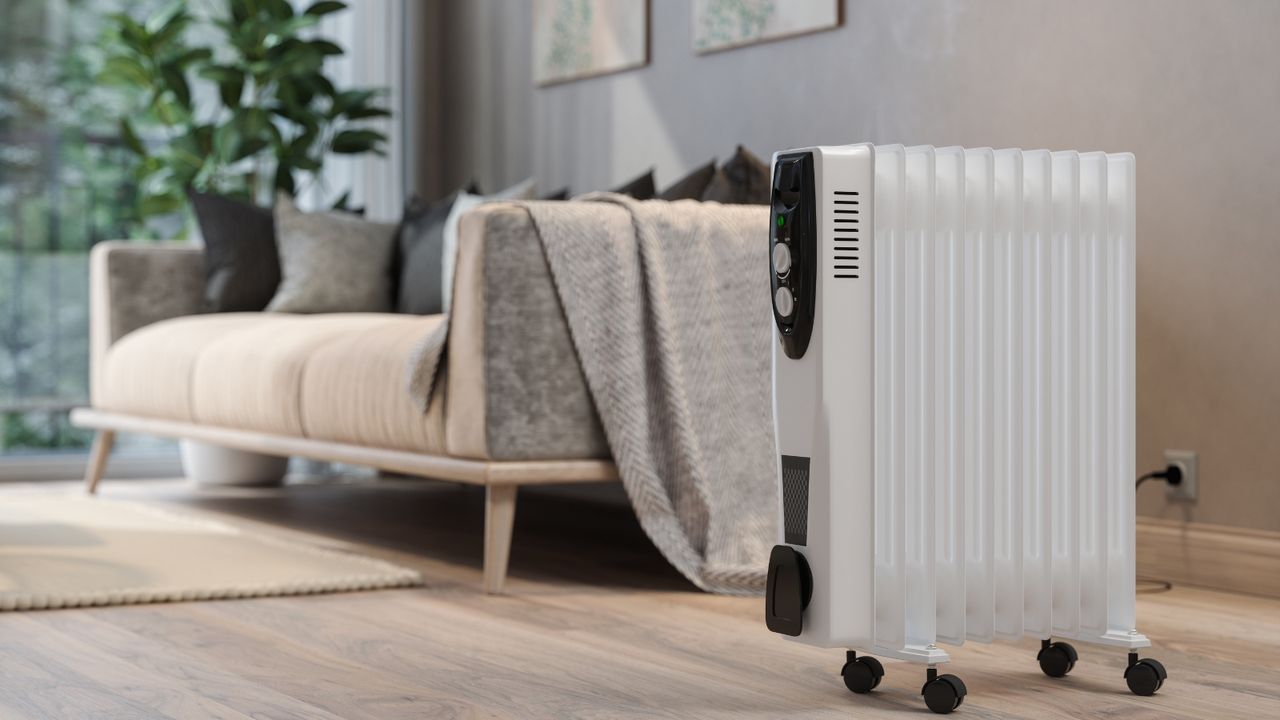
[860,145,1138,655]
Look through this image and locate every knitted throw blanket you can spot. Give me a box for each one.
[411,195,777,594]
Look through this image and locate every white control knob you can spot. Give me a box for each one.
[773,242,792,276]
[775,287,795,318]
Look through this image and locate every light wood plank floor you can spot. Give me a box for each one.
[2,478,1278,719]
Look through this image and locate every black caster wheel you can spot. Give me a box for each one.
[1125,657,1167,696]
[1037,640,1078,678]
[841,655,884,694]
[922,673,967,714]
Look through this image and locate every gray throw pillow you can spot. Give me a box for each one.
[612,170,656,199]
[189,190,280,312]
[659,160,717,200]
[266,193,398,313]
[702,145,772,204]
[395,191,457,315]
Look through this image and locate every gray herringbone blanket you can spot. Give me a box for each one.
[411,195,777,594]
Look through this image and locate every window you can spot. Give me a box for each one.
[0,0,174,471]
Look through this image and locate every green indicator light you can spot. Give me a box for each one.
[777,215,785,227]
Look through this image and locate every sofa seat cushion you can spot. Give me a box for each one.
[99,313,446,454]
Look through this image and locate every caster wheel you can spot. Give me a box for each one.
[922,673,967,714]
[841,655,884,694]
[1125,657,1167,696]
[1037,640,1078,678]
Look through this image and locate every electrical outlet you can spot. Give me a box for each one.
[1164,449,1198,502]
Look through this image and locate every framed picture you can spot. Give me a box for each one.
[533,0,650,86]
[692,0,842,54]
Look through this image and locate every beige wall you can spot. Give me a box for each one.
[431,0,1280,532]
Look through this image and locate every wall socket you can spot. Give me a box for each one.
[1164,449,1198,502]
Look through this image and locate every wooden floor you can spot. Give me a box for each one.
[2,478,1278,719]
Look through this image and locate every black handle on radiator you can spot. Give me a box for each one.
[765,544,812,636]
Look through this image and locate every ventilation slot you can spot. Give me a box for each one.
[832,191,860,279]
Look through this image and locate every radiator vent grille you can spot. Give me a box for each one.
[832,190,860,279]
[780,455,810,546]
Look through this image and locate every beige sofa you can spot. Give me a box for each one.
[72,204,618,593]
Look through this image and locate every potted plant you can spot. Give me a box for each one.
[98,0,389,235]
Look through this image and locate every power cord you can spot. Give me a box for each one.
[1136,464,1183,489]
[1135,464,1183,594]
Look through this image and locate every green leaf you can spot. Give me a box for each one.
[291,154,322,172]
[148,6,192,49]
[238,137,270,161]
[330,129,385,154]
[169,48,212,67]
[331,190,353,211]
[109,13,150,53]
[214,122,241,163]
[101,56,150,87]
[191,124,216,156]
[200,65,246,107]
[304,1,347,17]
[279,46,325,75]
[342,106,391,120]
[150,92,183,125]
[119,118,146,156]
[274,161,296,194]
[145,2,186,35]
[160,62,191,108]
[307,39,344,56]
[266,0,294,21]
[139,192,184,218]
[330,88,383,118]
[222,78,246,107]
[168,134,206,173]
[297,72,336,99]
[241,107,272,137]
[276,15,321,36]
[229,0,250,25]
[287,126,320,157]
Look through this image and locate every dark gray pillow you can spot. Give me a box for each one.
[396,192,458,315]
[702,145,772,204]
[189,191,280,312]
[659,160,717,200]
[612,170,656,199]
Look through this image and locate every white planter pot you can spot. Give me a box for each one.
[179,440,289,487]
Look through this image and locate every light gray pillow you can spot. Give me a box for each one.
[266,193,398,313]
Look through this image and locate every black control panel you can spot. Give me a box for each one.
[770,152,817,359]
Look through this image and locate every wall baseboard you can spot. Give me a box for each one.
[1137,517,1280,599]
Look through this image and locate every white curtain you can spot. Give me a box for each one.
[298,0,407,222]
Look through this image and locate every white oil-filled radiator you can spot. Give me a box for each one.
[764,143,1166,714]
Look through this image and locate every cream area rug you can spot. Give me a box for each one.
[0,494,421,611]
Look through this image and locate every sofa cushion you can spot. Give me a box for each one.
[98,314,262,423]
[99,313,446,454]
[299,317,447,450]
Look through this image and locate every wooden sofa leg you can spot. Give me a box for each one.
[84,429,116,495]
[483,484,518,594]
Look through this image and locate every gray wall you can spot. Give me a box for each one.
[433,0,1280,533]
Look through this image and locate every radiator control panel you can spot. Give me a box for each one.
[771,152,816,359]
